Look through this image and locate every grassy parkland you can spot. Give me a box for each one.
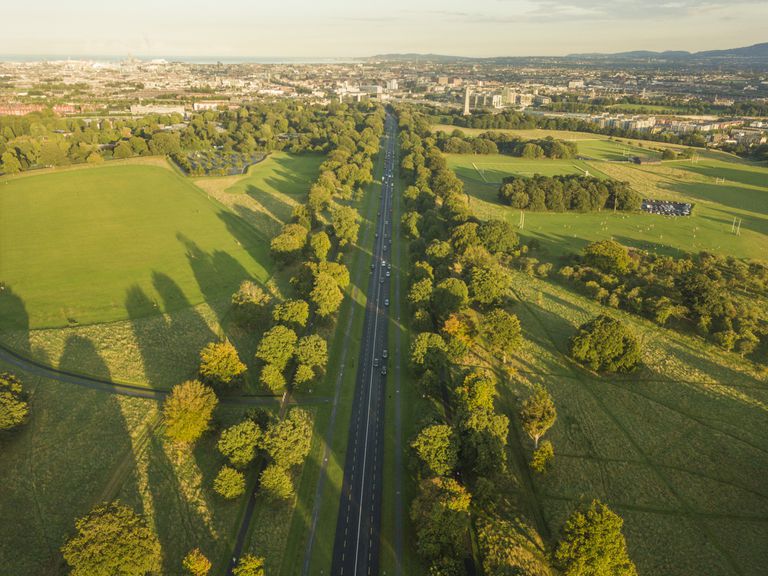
[441,134,768,260]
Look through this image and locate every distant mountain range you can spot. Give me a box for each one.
[368,43,768,63]
[567,42,768,60]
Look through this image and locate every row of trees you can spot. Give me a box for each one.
[0,100,381,175]
[498,174,642,212]
[560,240,768,359]
[434,128,579,159]
[397,105,637,575]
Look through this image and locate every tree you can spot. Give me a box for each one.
[411,477,471,561]
[569,315,641,373]
[218,419,262,468]
[183,548,212,576]
[61,501,161,576]
[477,517,553,576]
[231,280,272,327]
[1,151,21,174]
[113,141,133,160]
[255,325,297,370]
[260,364,287,392]
[520,385,557,448]
[583,240,632,275]
[149,131,181,155]
[0,372,29,430]
[330,203,360,247]
[213,465,246,499]
[432,277,469,320]
[199,341,246,389]
[262,408,313,468]
[233,554,265,576]
[470,264,512,306]
[477,219,518,255]
[410,332,447,374]
[260,464,294,500]
[271,223,309,263]
[481,309,522,362]
[408,277,434,309]
[310,271,344,317]
[530,440,554,473]
[555,500,637,576]
[310,231,332,261]
[295,334,328,372]
[164,380,218,445]
[411,424,458,476]
[272,299,310,328]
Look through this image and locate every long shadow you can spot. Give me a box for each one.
[245,182,295,223]
[0,285,31,357]
[233,203,283,239]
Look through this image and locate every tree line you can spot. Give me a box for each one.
[498,174,642,212]
[559,240,768,359]
[395,104,637,576]
[434,128,579,159]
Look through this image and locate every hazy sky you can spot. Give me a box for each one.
[2,0,766,58]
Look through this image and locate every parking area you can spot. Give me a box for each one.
[641,199,693,216]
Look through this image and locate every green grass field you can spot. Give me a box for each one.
[0,159,272,331]
[496,271,768,576]
[446,150,768,260]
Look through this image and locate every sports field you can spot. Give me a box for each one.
[446,150,768,260]
[494,271,768,576]
[0,159,273,330]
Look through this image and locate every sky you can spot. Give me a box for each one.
[1,0,767,59]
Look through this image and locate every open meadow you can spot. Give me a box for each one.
[446,147,768,260]
[489,271,768,576]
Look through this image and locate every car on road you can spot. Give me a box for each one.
[373,358,379,367]
[387,263,391,270]
[384,298,389,306]
[380,276,384,283]
[383,349,388,359]
[381,366,387,375]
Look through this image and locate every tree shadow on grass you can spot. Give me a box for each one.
[245,183,295,224]
[0,285,30,354]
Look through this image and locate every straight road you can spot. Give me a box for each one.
[330,112,397,576]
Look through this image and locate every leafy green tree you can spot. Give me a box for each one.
[481,309,522,362]
[218,419,262,468]
[112,141,133,160]
[272,299,310,328]
[231,280,272,327]
[149,131,181,155]
[477,219,519,255]
[293,363,316,388]
[412,424,458,476]
[310,271,344,317]
[0,372,29,430]
[199,341,246,389]
[330,204,360,247]
[183,548,212,576]
[469,264,511,306]
[408,277,434,309]
[260,464,294,500]
[569,315,641,373]
[477,517,553,576]
[164,380,218,445]
[271,223,309,263]
[263,408,313,468]
[583,240,632,275]
[432,278,469,320]
[411,477,471,561]
[213,465,246,499]
[410,332,447,373]
[233,554,265,576]
[309,231,332,261]
[296,334,328,372]
[255,325,297,370]
[520,385,557,448]
[530,440,554,473]
[555,500,637,576]
[1,151,21,174]
[402,210,422,239]
[61,501,161,576]
[427,557,466,576]
[260,364,287,392]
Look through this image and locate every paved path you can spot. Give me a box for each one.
[330,112,397,576]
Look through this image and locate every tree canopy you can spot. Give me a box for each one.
[0,372,28,431]
[163,380,218,445]
[569,315,641,373]
[199,341,246,389]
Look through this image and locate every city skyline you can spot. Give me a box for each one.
[2,0,767,59]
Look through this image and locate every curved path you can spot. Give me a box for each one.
[0,341,329,406]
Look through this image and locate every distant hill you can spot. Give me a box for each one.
[367,53,472,63]
[567,42,768,60]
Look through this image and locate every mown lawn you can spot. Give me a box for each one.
[0,159,273,330]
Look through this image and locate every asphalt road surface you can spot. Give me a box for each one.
[330,112,397,576]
